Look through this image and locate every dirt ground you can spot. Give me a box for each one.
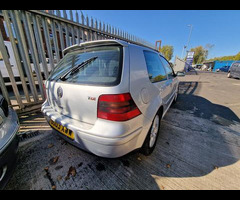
[4,71,240,190]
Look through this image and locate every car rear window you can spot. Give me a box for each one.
[48,45,123,86]
[232,63,240,68]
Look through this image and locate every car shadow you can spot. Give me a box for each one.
[174,81,240,126]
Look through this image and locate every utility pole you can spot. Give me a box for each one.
[181,24,193,59]
[181,45,186,60]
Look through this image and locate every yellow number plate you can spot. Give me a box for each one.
[49,119,74,140]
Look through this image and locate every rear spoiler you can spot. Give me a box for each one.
[62,39,128,56]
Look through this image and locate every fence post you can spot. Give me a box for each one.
[70,10,73,21]
[56,20,66,54]
[75,11,79,24]
[0,30,24,108]
[81,12,84,25]
[31,14,49,79]
[11,10,39,102]
[50,19,61,62]
[41,16,55,70]
[2,10,30,103]
[22,11,45,99]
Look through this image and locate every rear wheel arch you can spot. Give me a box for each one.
[157,105,164,119]
[140,105,163,156]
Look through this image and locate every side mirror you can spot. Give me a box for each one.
[176,71,185,77]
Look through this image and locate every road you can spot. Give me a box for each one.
[4,71,240,190]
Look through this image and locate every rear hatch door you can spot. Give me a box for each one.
[46,45,124,125]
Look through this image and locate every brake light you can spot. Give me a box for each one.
[97,93,141,121]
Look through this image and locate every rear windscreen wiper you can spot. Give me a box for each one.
[59,56,98,81]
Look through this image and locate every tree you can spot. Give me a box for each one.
[234,52,240,60]
[206,52,240,62]
[189,46,208,64]
[161,45,174,61]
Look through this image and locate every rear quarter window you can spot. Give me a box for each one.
[143,50,167,83]
[159,56,175,79]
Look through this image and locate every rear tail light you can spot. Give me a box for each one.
[97,93,141,121]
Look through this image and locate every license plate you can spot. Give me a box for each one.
[49,119,74,140]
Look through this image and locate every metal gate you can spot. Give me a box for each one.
[173,56,186,73]
[0,10,155,115]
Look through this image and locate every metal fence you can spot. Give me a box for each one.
[173,56,186,73]
[0,10,155,115]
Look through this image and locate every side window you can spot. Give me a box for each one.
[159,56,175,79]
[143,50,167,83]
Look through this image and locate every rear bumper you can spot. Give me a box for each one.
[42,101,150,158]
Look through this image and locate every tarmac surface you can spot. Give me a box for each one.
[4,71,240,190]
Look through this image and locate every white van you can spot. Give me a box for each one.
[0,40,53,82]
[0,41,19,79]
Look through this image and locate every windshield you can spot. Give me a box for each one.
[48,45,123,86]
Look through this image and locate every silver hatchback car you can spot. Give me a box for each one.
[41,40,179,158]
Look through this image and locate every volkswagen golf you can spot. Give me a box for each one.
[41,40,180,158]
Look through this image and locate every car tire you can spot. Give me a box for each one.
[140,111,162,156]
[227,72,232,78]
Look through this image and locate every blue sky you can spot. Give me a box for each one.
[78,10,240,61]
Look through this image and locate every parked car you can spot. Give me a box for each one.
[228,62,240,79]
[0,95,20,189]
[216,66,230,72]
[41,40,181,158]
